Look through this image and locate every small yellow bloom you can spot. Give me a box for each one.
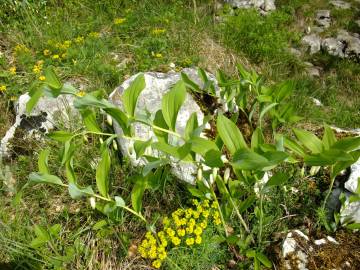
[155,53,163,58]
[177,229,185,237]
[9,67,16,75]
[195,236,202,244]
[88,32,100,38]
[39,75,46,81]
[63,40,72,48]
[194,226,203,236]
[166,228,175,237]
[152,28,166,35]
[43,49,51,56]
[76,91,86,97]
[185,238,195,246]
[158,251,167,260]
[152,259,162,269]
[171,236,181,246]
[0,85,7,92]
[10,96,17,101]
[61,53,67,59]
[75,36,84,44]
[52,54,60,60]
[114,17,126,25]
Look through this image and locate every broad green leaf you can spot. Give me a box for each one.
[263,151,289,166]
[44,66,62,90]
[293,128,323,154]
[31,225,50,248]
[217,114,248,154]
[142,159,166,176]
[162,80,186,131]
[322,124,337,150]
[134,139,152,159]
[104,107,130,136]
[74,94,113,110]
[256,252,272,268]
[251,128,264,149]
[153,110,169,143]
[152,142,191,161]
[332,136,360,152]
[181,72,201,93]
[204,150,224,168]
[29,172,64,186]
[131,180,146,213]
[38,149,50,174]
[122,73,145,117]
[189,137,218,156]
[238,195,256,213]
[68,183,94,199]
[304,149,354,166]
[65,157,76,184]
[283,136,307,157]
[274,80,293,102]
[259,102,278,123]
[80,109,101,132]
[48,131,73,142]
[346,223,360,230]
[96,148,111,198]
[265,172,289,187]
[26,87,44,113]
[231,150,269,171]
[185,112,198,140]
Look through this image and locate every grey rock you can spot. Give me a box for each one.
[225,0,276,11]
[109,69,218,184]
[301,34,321,54]
[321,37,345,57]
[336,30,360,59]
[311,26,325,33]
[330,0,351,9]
[315,10,331,28]
[288,47,302,57]
[304,62,322,77]
[0,91,76,158]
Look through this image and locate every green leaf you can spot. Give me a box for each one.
[304,149,354,166]
[293,128,323,154]
[332,136,360,152]
[238,195,256,213]
[181,72,201,93]
[153,110,169,143]
[48,131,74,142]
[265,172,290,187]
[215,176,229,197]
[68,183,94,199]
[185,112,198,140]
[65,157,76,184]
[161,80,186,131]
[44,66,62,90]
[31,225,50,248]
[80,109,101,133]
[322,124,337,150]
[204,150,224,168]
[346,223,360,230]
[232,150,269,171]
[131,180,146,213]
[189,137,218,156]
[282,136,307,157]
[217,114,248,155]
[152,142,191,161]
[134,139,152,159]
[104,107,130,136]
[122,73,145,117]
[74,94,113,110]
[256,252,272,268]
[38,149,50,174]
[259,102,278,123]
[115,196,126,207]
[251,128,264,149]
[26,87,44,113]
[96,148,111,198]
[29,172,64,186]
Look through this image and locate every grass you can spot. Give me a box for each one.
[0,0,360,269]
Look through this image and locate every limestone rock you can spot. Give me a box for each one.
[109,69,218,184]
[315,10,331,28]
[321,37,345,57]
[330,0,351,9]
[301,34,321,54]
[0,91,76,158]
[225,0,276,12]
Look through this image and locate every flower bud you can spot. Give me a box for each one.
[112,140,118,151]
[220,155,228,163]
[89,197,96,209]
[106,114,113,126]
[212,168,218,180]
[197,167,203,182]
[224,168,230,183]
[99,137,104,144]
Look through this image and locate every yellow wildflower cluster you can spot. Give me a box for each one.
[138,199,221,269]
[32,60,44,74]
[114,17,126,25]
[152,28,166,35]
[88,32,100,38]
[14,44,30,54]
[75,36,84,44]
[9,67,16,75]
[76,90,86,97]
[0,85,6,92]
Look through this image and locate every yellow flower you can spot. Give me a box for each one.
[200,221,207,229]
[177,229,185,237]
[194,226,202,236]
[43,49,51,56]
[158,251,167,260]
[185,226,194,234]
[76,91,86,97]
[155,53,163,58]
[33,65,41,74]
[39,76,46,81]
[152,259,162,269]
[88,32,100,38]
[114,17,126,25]
[166,228,175,237]
[52,54,60,60]
[171,236,181,246]
[195,236,202,244]
[9,67,16,75]
[152,28,166,35]
[75,36,84,44]
[63,40,72,48]
[202,210,210,218]
[163,217,170,227]
[0,85,7,92]
[61,53,67,59]
[14,44,29,53]
[185,238,194,246]
[10,96,17,101]
[214,218,221,225]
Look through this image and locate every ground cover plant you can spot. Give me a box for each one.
[1,0,360,269]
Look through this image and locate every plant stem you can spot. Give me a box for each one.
[166,256,183,270]
[322,166,335,209]
[209,186,229,237]
[258,192,263,245]
[228,195,250,233]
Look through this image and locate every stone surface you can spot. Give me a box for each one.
[109,68,218,184]
[0,91,76,158]
[330,0,351,9]
[321,37,345,57]
[301,34,321,54]
[225,0,276,12]
[316,10,331,28]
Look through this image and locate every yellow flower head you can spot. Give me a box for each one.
[39,75,46,81]
[152,259,162,269]
[14,44,30,54]
[155,53,163,58]
[0,85,7,92]
[75,36,84,44]
[194,226,203,236]
[195,236,202,244]
[63,40,72,48]
[52,54,60,60]
[88,32,100,38]
[185,237,195,246]
[9,67,16,75]
[33,65,41,74]
[152,28,166,35]
[166,228,175,237]
[114,17,126,25]
[10,96,17,101]
[61,53,67,59]
[76,91,86,97]
[43,49,51,56]
[171,236,181,246]
[177,229,185,237]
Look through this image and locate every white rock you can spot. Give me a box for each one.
[311,98,323,106]
[0,91,76,158]
[109,68,218,184]
[330,0,351,9]
[301,34,321,54]
[225,0,276,11]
